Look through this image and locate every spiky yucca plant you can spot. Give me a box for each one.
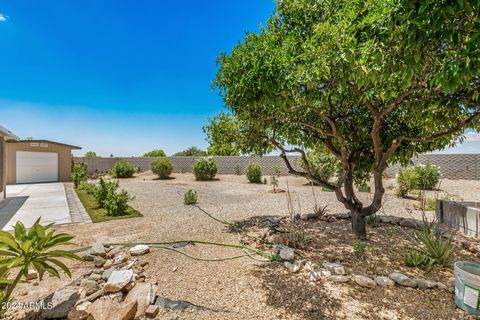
[0,219,81,311]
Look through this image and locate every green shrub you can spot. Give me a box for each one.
[403,249,428,267]
[184,189,198,205]
[415,228,453,267]
[0,219,80,313]
[193,157,218,181]
[366,214,378,228]
[396,168,419,198]
[353,240,366,257]
[246,162,262,183]
[413,164,440,190]
[111,160,135,178]
[299,146,339,182]
[79,181,97,195]
[71,163,88,188]
[150,157,173,179]
[103,189,132,216]
[94,177,119,208]
[143,149,166,157]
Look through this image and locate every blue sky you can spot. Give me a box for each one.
[0,1,275,156]
[0,1,478,156]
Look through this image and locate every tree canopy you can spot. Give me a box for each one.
[143,149,166,157]
[203,112,243,156]
[214,0,480,238]
[173,146,207,156]
[84,151,97,158]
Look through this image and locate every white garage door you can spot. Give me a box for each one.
[16,151,59,184]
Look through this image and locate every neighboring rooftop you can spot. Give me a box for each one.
[0,125,20,141]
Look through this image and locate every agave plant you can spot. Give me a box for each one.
[415,228,453,267]
[0,219,81,309]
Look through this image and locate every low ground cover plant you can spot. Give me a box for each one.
[0,219,80,315]
[404,226,453,268]
[150,157,173,179]
[184,189,198,205]
[71,163,88,188]
[246,162,262,183]
[111,160,135,178]
[193,157,217,181]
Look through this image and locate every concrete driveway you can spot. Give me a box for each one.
[0,183,72,231]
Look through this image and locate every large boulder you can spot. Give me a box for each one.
[124,282,156,318]
[87,299,137,320]
[42,289,80,319]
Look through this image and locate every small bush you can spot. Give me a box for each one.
[184,189,198,205]
[71,163,88,188]
[246,162,262,183]
[413,164,440,190]
[94,177,119,208]
[111,160,135,178]
[278,221,311,249]
[104,189,132,216]
[415,228,453,267]
[193,157,218,181]
[366,214,378,227]
[150,157,173,179]
[404,249,428,267]
[396,168,419,198]
[299,146,339,182]
[353,240,366,257]
[79,181,97,195]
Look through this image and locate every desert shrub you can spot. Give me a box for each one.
[246,162,262,183]
[150,157,173,179]
[0,219,80,312]
[403,249,428,267]
[184,189,198,205]
[94,177,119,208]
[111,160,135,178]
[415,228,453,267]
[313,204,329,219]
[103,189,132,216]
[71,163,88,188]
[353,240,366,257]
[366,214,378,227]
[413,164,440,190]
[299,146,339,182]
[79,181,97,195]
[396,168,419,198]
[193,157,217,181]
[279,221,311,249]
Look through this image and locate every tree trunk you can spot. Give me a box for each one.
[351,210,367,240]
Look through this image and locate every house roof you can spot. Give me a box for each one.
[0,125,20,141]
[7,140,82,150]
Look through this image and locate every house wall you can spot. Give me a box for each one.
[6,142,74,184]
[0,137,4,199]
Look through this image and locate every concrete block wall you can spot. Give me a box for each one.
[75,153,480,180]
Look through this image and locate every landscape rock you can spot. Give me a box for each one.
[104,270,134,293]
[279,248,295,261]
[374,276,395,288]
[42,289,80,319]
[323,262,346,275]
[103,260,113,269]
[284,261,302,273]
[124,282,156,318]
[353,275,377,288]
[447,279,455,287]
[388,272,417,287]
[399,219,417,228]
[379,216,401,224]
[88,273,102,281]
[87,298,137,320]
[67,301,91,320]
[308,271,321,282]
[94,256,106,268]
[129,245,150,256]
[329,275,350,283]
[145,305,159,318]
[83,252,95,261]
[415,278,437,289]
[90,242,106,258]
[102,267,117,281]
[113,253,129,265]
[436,282,448,290]
[107,247,123,259]
[26,269,38,280]
[318,269,332,277]
[304,261,319,272]
[81,280,101,296]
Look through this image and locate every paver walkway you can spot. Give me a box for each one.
[64,184,92,224]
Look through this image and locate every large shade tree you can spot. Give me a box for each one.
[214,0,480,239]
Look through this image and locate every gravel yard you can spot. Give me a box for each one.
[9,173,480,319]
